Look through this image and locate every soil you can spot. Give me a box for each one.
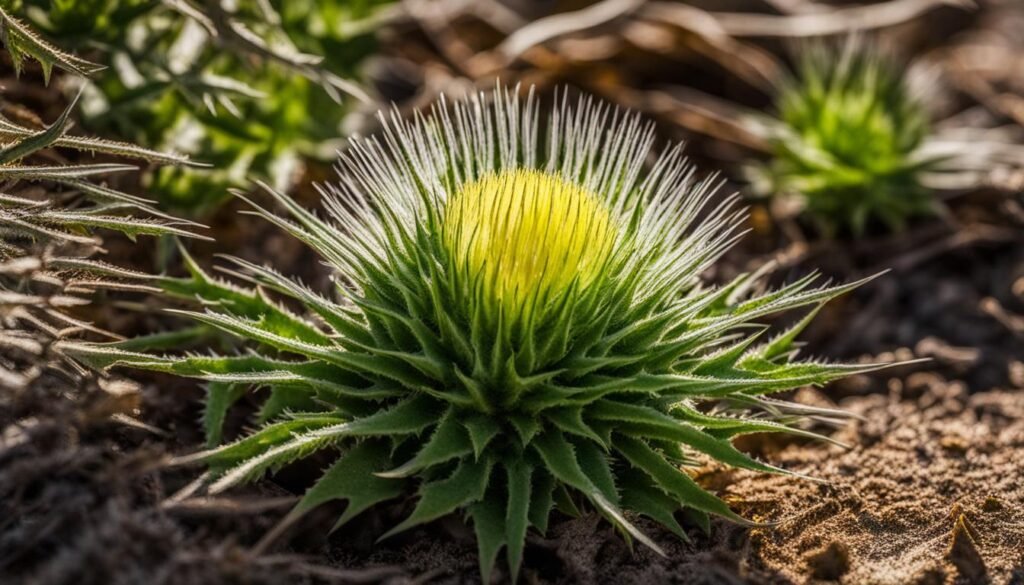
[729,383,1024,585]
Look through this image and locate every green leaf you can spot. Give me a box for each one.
[620,472,688,542]
[574,439,619,505]
[591,400,791,476]
[0,90,75,164]
[295,439,404,529]
[614,435,750,525]
[182,416,345,471]
[57,344,398,401]
[528,468,556,534]
[756,305,822,362]
[0,6,105,82]
[257,385,320,423]
[164,309,433,387]
[223,255,374,345]
[36,211,202,241]
[533,431,663,555]
[203,382,246,447]
[159,271,333,346]
[670,401,848,448]
[505,461,532,582]
[532,431,594,494]
[552,483,581,518]
[110,327,208,352]
[548,406,605,447]
[470,488,507,585]
[509,412,541,446]
[380,456,493,540]
[377,408,472,478]
[205,394,440,492]
[463,415,501,458]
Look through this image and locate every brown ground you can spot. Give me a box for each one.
[732,382,1024,585]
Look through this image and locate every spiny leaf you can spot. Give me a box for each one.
[615,435,751,525]
[528,469,556,534]
[533,430,664,555]
[463,415,502,459]
[0,163,136,180]
[0,6,104,82]
[37,212,205,241]
[509,412,542,446]
[294,439,404,529]
[574,439,619,505]
[505,461,532,582]
[199,394,439,491]
[620,471,689,542]
[203,382,246,447]
[0,90,76,164]
[471,487,507,585]
[179,416,345,471]
[0,115,196,165]
[548,406,605,446]
[377,408,472,478]
[591,400,793,477]
[380,456,492,540]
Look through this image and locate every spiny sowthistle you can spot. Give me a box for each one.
[750,42,942,235]
[63,87,877,582]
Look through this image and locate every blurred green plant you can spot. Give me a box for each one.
[64,87,880,582]
[749,41,944,236]
[4,0,395,213]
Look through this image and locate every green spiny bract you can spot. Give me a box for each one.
[63,87,876,583]
[750,42,942,235]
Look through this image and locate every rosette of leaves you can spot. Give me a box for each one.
[63,87,877,582]
[750,42,943,235]
[5,0,393,212]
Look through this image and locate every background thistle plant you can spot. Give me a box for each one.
[750,41,942,236]
[64,86,879,582]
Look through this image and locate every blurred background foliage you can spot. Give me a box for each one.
[2,0,396,213]
[3,0,1022,237]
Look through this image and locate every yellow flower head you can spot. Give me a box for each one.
[444,169,616,318]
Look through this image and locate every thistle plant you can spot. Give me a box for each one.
[64,87,876,582]
[750,42,942,235]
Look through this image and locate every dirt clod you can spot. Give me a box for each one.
[805,541,851,581]
[947,514,987,583]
